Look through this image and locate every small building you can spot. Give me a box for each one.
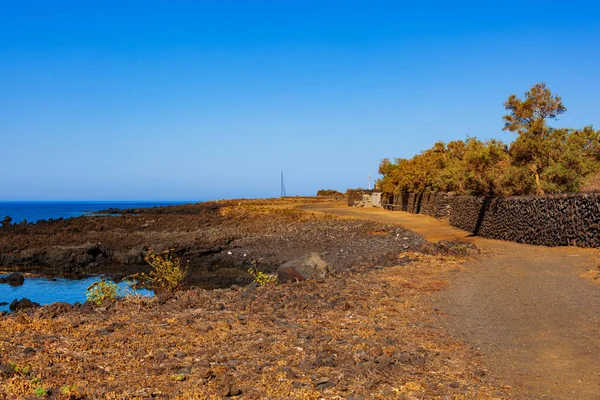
[371,192,382,207]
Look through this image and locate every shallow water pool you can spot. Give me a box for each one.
[0,275,153,313]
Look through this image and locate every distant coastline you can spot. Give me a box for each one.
[0,201,199,224]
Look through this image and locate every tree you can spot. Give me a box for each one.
[316,189,343,196]
[503,83,567,194]
[462,138,510,195]
[376,83,599,197]
[540,126,600,193]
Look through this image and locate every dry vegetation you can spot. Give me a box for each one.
[379,83,600,197]
[0,255,509,399]
[0,199,511,399]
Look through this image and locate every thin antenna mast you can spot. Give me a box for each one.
[368,174,372,190]
[281,172,287,197]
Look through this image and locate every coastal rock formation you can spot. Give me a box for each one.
[0,198,424,286]
[277,252,330,283]
[0,216,12,229]
[0,272,24,286]
[34,302,74,319]
[9,298,40,312]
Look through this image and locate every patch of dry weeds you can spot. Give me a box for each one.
[0,253,509,399]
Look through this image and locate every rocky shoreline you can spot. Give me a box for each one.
[0,198,505,398]
[0,198,424,287]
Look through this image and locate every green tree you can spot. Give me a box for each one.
[462,138,510,195]
[376,83,599,197]
[502,82,567,194]
[539,126,600,193]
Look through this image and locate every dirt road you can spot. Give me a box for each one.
[302,202,600,399]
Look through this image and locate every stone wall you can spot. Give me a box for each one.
[391,192,453,218]
[449,193,600,247]
[383,191,600,247]
[420,192,454,218]
[347,189,376,207]
[347,189,369,206]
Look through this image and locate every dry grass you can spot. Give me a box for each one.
[581,171,600,192]
[0,253,509,399]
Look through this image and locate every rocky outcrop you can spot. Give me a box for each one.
[0,243,112,275]
[0,272,24,286]
[0,216,12,229]
[277,252,330,283]
[0,199,423,285]
[9,298,41,312]
[34,302,74,318]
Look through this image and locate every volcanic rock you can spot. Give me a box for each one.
[0,272,24,286]
[277,252,330,283]
[9,298,41,312]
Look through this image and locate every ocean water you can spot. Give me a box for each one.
[0,201,184,311]
[0,201,196,224]
[0,275,153,313]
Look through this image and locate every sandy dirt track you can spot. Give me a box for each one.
[302,202,600,400]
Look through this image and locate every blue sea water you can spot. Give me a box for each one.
[0,201,196,224]
[0,201,188,311]
[0,275,153,313]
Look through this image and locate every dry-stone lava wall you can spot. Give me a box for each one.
[385,192,600,247]
[391,192,453,218]
[420,192,454,218]
[347,189,373,206]
[449,193,600,247]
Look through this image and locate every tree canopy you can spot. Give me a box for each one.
[378,83,600,197]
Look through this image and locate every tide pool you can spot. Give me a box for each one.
[0,275,153,313]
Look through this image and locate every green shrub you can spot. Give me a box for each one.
[86,279,122,305]
[248,262,277,286]
[132,249,188,292]
[171,373,186,382]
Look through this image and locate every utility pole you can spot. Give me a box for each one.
[281,172,287,197]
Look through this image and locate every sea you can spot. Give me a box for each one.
[0,201,196,224]
[0,275,153,313]
[0,201,195,312]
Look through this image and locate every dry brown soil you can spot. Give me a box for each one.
[0,198,510,399]
[303,202,600,400]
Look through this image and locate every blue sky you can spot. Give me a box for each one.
[1,1,599,200]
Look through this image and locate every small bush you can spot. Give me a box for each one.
[248,262,277,286]
[86,279,123,305]
[133,249,188,292]
[4,362,31,377]
[316,189,343,196]
[417,240,479,256]
[171,373,186,382]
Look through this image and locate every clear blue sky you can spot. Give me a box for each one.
[1,1,599,200]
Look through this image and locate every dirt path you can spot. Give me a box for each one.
[301,202,600,399]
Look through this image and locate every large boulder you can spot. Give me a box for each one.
[0,272,25,286]
[9,298,41,312]
[277,252,330,283]
[112,246,145,265]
